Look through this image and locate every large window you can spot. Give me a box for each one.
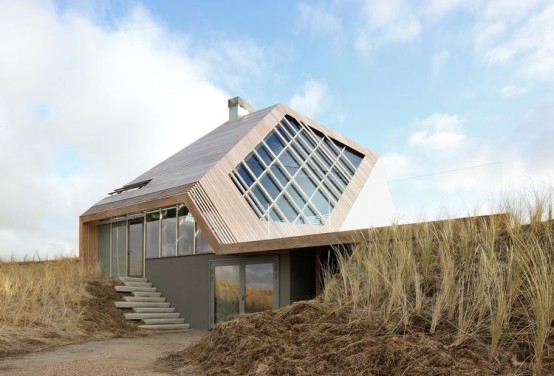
[161,208,177,257]
[178,206,195,255]
[145,204,213,258]
[230,115,364,225]
[146,211,160,258]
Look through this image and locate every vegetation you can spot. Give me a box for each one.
[162,192,554,375]
[0,258,141,356]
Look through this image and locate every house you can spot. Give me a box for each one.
[79,97,395,329]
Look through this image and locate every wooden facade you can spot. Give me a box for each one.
[79,102,383,268]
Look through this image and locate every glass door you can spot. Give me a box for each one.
[213,265,240,324]
[211,258,278,327]
[128,218,144,277]
[244,263,275,314]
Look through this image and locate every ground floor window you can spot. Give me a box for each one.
[210,257,278,327]
[97,204,214,277]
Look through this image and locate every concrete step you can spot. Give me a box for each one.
[142,318,185,325]
[114,301,170,309]
[115,286,157,293]
[123,296,166,303]
[133,291,161,297]
[119,277,147,283]
[138,323,190,331]
[125,312,180,320]
[123,282,152,287]
[132,307,175,313]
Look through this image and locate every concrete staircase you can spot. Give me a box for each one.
[114,277,190,331]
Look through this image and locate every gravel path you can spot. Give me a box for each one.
[0,330,205,376]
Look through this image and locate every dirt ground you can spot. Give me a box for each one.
[0,330,205,376]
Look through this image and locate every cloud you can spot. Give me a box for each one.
[356,0,421,52]
[408,114,466,152]
[383,104,554,221]
[297,2,342,37]
[289,80,331,118]
[475,1,554,79]
[0,2,255,259]
[501,85,527,97]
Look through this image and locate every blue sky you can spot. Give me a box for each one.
[1,0,553,259]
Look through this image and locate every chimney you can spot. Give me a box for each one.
[228,96,254,122]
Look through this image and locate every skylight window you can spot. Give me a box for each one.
[109,179,152,195]
[230,116,364,226]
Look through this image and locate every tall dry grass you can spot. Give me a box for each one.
[322,193,554,375]
[0,257,101,355]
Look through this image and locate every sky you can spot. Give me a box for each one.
[1,0,553,259]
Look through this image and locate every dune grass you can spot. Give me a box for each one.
[0,257,140,356]
[322,197,554,375]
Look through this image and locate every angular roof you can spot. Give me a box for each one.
[82,105,277,216]
[81,102,387,253]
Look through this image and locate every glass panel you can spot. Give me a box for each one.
[305,160,324,183]
[315,147,333,168]
[287,184,307,209]
[323,180,340,202]
[260,174,280,200]
[245,263,274,314]
[276,124,292,142]
[237,164,255,187]
[269,208,284,222]
[270,164,289,186]
[178,206,195,256]
[245,153,264,178]
[279,149,300,176]
[338,154,356,176]
[245,192,265,217]
[344,147,364,169]
[324,137,341,156]
[196,225,214,254]
[146,211,160,258]
[303,205,322,225]
[331,166,350,187]
[97,224,111,276]
[283,117,301,135]
[161,208,177,257]
[276,195,298,222]
[295,168,317,197]
[312,189,331,219]
[298,129,317,150]
[214,265,240,324]
[111,221,126,277]
[252,185,271,210]
[265,132,285,156]
[128,219,143,277]
[256,144,274,166]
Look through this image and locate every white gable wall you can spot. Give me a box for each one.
[340,158,396,231]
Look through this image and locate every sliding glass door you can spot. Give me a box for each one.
[211,258,278,327]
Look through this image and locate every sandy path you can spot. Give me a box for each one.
[0,330,205,376]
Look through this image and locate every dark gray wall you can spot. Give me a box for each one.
[145,249,316,330]
[278,253,291,307]
[146,254,221,330]
[289,249,316,302]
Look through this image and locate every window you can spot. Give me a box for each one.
[161,208,177,257]
[178,206,195,256]
[146,211,160,258]
[229,115,365,226]
[196,225,214,254]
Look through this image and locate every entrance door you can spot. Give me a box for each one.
[211,258,278,327]
[128,219,144,277]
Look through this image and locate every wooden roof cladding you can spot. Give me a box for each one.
[189,104,380,247]
[80,106,277,221]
